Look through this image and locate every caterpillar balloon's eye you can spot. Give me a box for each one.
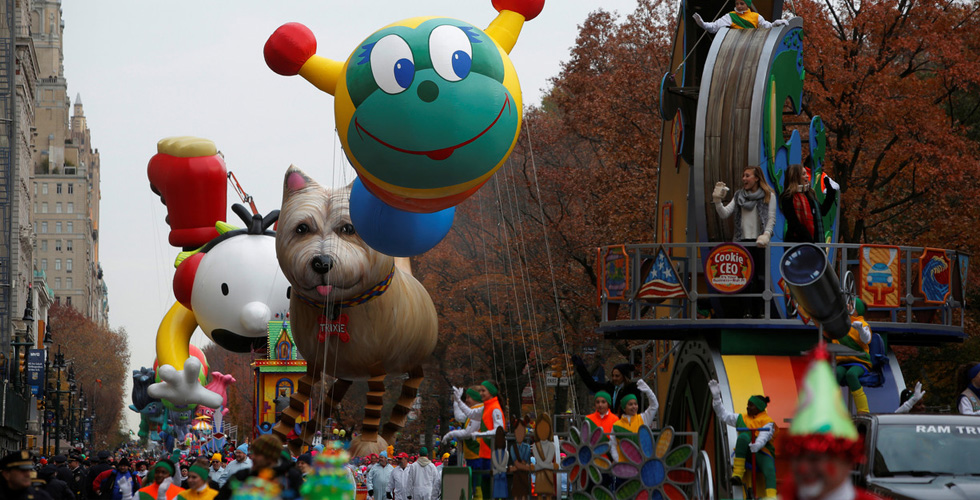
[295,223,309,234]
[371,34,415,94]
[429,25,472,82]
[221,283,229,296]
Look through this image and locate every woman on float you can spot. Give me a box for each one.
[780,164,838,244]
[712,165,777,317]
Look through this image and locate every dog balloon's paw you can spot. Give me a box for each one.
[148,358,223,408]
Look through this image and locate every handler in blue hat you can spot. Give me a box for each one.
[1,450,53,500]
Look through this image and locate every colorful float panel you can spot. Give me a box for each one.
[859,245,901,308]
[705,243,753,294]
[601,245,630,301]
[637,246,687,301]
[918,248,951,305]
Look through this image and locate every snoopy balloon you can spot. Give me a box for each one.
[265,0,545,213]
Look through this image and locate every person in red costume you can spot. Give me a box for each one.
[780,343,886,500]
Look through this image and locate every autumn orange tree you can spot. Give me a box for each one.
[797,0,980,247]
[793,0,980,405]
[48,304,129,449]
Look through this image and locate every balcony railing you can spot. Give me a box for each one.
[596,242,967,343]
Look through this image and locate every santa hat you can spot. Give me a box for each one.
[782,342,863,462]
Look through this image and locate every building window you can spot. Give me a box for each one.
[55,239,61,251]
[67,202,73,214]
[42,183,48,195]
[67,183,74,194]
[66,222,73,233]
[54,297,59,306]
[55,222,62,233]
[33,183,37,195]
[55,278,61,289]
[55,259,61,270]
[41,202,48,213]
[41,259,47,270]
[66,278,72,289]
[55,202,62,213]
[66,240,72,251]
[40,240,47,251]
[33,203,37,213]
[66,296,72,306]
[56,183,62,194]
[66,259,72,272]
[41,222,47,233]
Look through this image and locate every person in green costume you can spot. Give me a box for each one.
[709,379,777,500]
[694,0,788,34]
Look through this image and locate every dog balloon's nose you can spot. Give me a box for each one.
[311,255,334,274]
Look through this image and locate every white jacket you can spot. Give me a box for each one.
[217,458,252,487]
[408,458,440,500]
[367,464,394,499]
[387,466,411,500]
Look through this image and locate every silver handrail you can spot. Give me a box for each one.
[598,241,966,333]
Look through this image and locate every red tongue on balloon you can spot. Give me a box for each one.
[316,285,333,296]
[426,147,454,161]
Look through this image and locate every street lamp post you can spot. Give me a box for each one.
[51,346,67,455]
[66,366,76,445]
[41,328,52,454]
[75,387,85,449]
[14,285,36,394]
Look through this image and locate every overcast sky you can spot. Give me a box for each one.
[59,0,642,432]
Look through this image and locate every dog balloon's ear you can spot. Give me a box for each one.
[283,165,317,195]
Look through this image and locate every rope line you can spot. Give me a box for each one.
[521,119,579,413]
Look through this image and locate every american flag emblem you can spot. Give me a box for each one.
[637,247,687,299]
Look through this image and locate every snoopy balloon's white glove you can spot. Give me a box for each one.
[148,357,223,408]
[708,379,722,400]
[712,182,728,203]
[693,13,706,28]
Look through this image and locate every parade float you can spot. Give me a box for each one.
[589,0,969,498]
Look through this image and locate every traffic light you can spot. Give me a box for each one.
[18,350,26,373]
